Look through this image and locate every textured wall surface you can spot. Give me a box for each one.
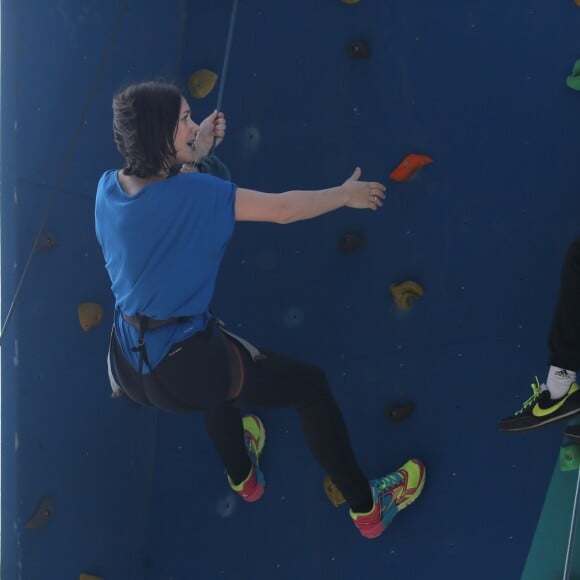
[2,0,579,578]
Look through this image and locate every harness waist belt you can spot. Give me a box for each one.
[122,312,186,330]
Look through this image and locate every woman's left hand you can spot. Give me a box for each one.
[194,110,227,158]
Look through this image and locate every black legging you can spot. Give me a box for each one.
[549,235,580,370]
[111,326,373,510]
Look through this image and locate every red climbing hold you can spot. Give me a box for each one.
[389,154,433,182]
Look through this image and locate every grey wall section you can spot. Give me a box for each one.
[1,0,579,579]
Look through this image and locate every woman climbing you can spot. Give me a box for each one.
[95,80,426,539]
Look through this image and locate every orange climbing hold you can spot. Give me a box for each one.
[389,153,433,182]
[323,474,345,507]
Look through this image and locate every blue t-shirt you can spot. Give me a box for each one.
[95,170,236,371]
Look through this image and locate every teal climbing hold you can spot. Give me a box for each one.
[566,59,580,91]
[559,444,580,472]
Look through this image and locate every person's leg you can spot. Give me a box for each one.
[233,347,373,512]
[202,402,266,502]
[231,344,426,538]
[203,400,251,485]
[547,236,580,392]
[499,236,580,432]
[114,324,265,499]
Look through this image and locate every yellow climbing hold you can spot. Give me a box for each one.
[390,281,424,311]
[78,303,104,331]
[80,575,102,580]
[188,69,218,99]
[575,0,580,6]
[323,474,345,507]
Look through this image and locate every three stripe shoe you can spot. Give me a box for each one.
[498,378,580,433]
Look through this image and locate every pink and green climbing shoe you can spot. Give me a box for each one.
[228,414,266,502]
[350,458,426,539]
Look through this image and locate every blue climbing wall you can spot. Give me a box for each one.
[2,0,579,578]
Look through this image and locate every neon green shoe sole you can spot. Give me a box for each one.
[242,414,266,458]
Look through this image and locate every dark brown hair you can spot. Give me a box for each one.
[112,81,183,178]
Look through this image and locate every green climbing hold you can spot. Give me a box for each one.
[566,59,580,91]
[559,444,580,471]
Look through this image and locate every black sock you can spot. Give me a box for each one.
[351,496,374,514]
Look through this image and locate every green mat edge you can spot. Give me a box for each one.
[522,448,579,580]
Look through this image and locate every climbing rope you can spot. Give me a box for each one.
[210,0,239,155]
[563,465,580,579]
[0,0,129,347]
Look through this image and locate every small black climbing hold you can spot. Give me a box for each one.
[384,402,416,423]
[348,40,370,59]
[340,233,365,254]
[25,496,55,529]
[36,233,58,253]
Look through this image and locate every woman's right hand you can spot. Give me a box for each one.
[195,110,227,158]
[342,167,386,211]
